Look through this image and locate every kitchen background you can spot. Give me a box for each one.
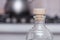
[0,0,60,23]
[0,0,60,40]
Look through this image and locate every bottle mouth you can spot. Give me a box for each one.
[33,8,46,15]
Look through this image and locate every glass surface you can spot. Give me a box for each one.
[26,22,53,40]
[26,12,53,40]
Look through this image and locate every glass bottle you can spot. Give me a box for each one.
[26,8,53,40]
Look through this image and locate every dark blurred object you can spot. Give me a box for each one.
[45,16,55,23]
[45,15,60,23]
[0,14,34,23]
[54,16,60,23]
[0,15,4,23]
[4,0,33,23]
[0,14,9,23]
[1,14,60,23]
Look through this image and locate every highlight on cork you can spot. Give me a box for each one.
[33,8,46,15]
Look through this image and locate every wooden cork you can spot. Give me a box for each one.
[33,8,46,21]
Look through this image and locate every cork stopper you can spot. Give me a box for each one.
[33,8,46,21]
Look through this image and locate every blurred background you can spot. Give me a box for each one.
[0,0,60,40]
[0,0,60,23]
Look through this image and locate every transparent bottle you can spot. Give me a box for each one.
[26,8,53,40]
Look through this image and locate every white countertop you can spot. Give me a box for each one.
[0,24,59,40]
[0,24,59,33]
[0,33,59,40]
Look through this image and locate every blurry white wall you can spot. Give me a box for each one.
[29,0,60,18]
[0,0,6,9]
[0,0,60,17]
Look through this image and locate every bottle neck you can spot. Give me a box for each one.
[33,16,45,31]
[34,20,45,24]
[34,14,45,24]
[33,19,45,31]
[34,16,45,24]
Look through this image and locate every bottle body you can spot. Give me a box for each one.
[26,8,53,40]
[27,22,52,40]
